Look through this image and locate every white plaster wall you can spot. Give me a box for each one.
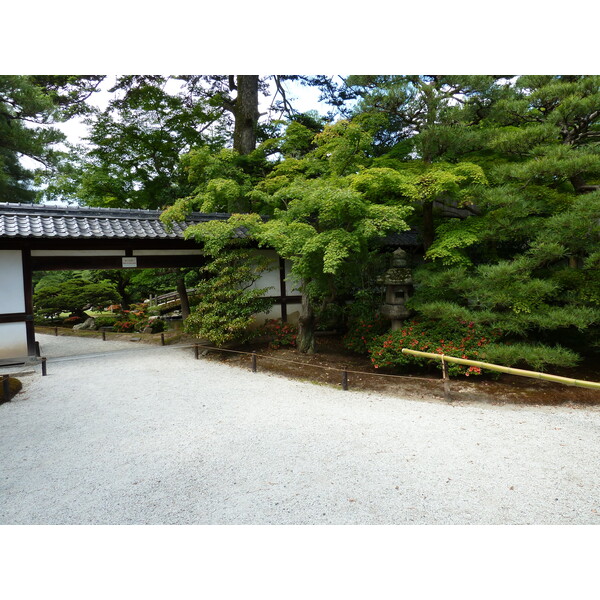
[0,322,28,360]
[0,250,25,313]
[284,259,302,294]
[248,250,280,296]
[252,304,301,326]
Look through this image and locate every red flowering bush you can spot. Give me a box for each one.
[368,318,503,376]
[63,316,83,328]
[262,319,298,349]
[113,320,136,333]
[343,315,389,355]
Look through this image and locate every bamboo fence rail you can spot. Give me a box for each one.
[401,348,600,391]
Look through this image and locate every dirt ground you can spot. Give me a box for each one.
[35,327,600,407]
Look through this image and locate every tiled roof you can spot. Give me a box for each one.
[0,202,421,247]
[0,203,245,240]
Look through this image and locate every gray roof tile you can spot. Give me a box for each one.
[0,203,237,241]
[0,202,420,246]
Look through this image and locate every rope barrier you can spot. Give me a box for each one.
[193,344,443,384]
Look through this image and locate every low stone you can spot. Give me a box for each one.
[73,317,96,330]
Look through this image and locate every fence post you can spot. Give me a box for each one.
[41,357,47,377]
[341,370,348,391]
[161,333,165,346]
[441,356,451,402]
[194,344,199,360]
[54,327,58,336]
[2,374,9,400]
[251,351,257,373]
[102,330,106,341]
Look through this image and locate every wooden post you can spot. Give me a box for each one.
[251,351,257,373]
[2,375,9,400]
[35,341,41,357]
[102,330,106,341]
[194,344,199,360]
[54,327,58,336]
[161,333,165,346]
[41,357,47,376]
[341,370,348,391]
[441,356,451,402]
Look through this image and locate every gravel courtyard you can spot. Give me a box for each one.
[1,333,599,525]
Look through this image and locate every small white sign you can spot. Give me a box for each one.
[122,257,138,268]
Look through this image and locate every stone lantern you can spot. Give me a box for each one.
[379,248,413,331]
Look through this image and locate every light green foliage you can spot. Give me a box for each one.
[252,179,412,283]
[313,120,373,175]
[425,218,487,265]
[350,167,417,202]
[184,248,275,346]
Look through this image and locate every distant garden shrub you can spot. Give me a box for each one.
[113,320,136,333]
[262,319,297,349]
[63,316,83,328]
[135,318,166,334]
[94,316,118,328]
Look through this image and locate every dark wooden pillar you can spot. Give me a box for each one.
[22,249,36,358]
[279,257,287,322]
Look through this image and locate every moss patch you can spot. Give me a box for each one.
[1,377,23,403]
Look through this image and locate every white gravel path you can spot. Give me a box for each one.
[1,333,600,525]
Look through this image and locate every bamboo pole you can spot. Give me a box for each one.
[401,348,600,390]
[440,356,451,401]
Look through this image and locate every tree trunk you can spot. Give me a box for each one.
[422,200,435,253]
[232,75,259,156]
[297,290,316,354]
[176,274,191,320]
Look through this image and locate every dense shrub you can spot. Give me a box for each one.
[343,315,389,354]
[94,315,118,328]
[368,318,503,376]
[184,249,275,346]
[262,319,297,349]
[0,377,22,403]
[63,316,83,328]
[481,342,579,371]
[135,318,166,334]
[368,318,580,376]
[113,320,136,333]
[342,289,388,354]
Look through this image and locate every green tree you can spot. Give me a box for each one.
[343,75,510,249]
[0,75,103,202]
[408,76,600,366]
[163,117,415,353]
[184,247,275,346]
[34,278,120,320]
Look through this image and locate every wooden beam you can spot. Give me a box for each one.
[31,254,209,271]
[0,312,33,324]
